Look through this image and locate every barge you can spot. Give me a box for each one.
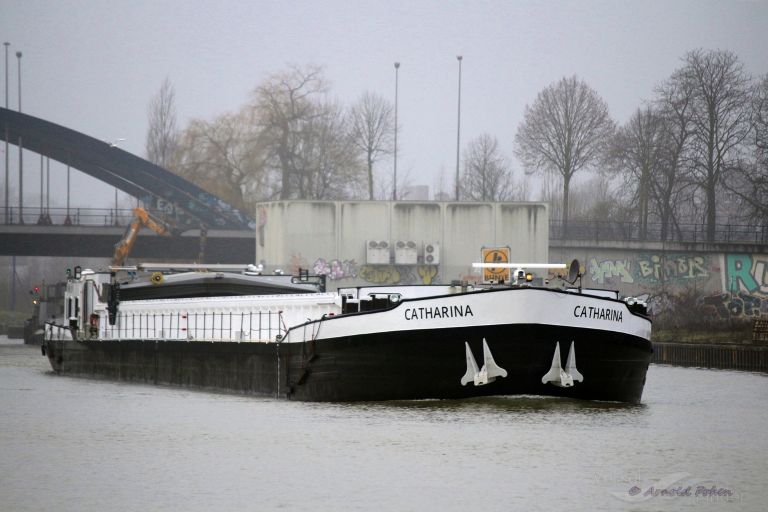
[43,263,652,403]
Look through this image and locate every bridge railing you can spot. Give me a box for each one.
[550,219,768,244]
[6,207,768,245]
[2,207,171,228]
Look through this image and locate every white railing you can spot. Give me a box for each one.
[103,310,287,342]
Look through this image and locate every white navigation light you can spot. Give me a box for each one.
[472,263,567,269]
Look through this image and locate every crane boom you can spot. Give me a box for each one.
[112,208,172,266]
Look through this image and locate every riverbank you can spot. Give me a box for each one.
[652,341,768,373]
[0,310,28,340]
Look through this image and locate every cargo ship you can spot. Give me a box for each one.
[43,262,652,403]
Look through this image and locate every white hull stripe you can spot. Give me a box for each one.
[287,288,651,343]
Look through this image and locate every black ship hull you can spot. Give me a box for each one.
[44,322,651,403]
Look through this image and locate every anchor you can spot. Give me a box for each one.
[541,341,583,388]
[461,338,508,386]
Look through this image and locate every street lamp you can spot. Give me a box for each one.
[46,157,50,221]
[38,154,43,221]
[393,62,400,201]
[16,51,21,112]
[16,50,22,223]
[64,156,71,225]
[455,55,462,201]
[3,42,8,108]
[3,41,9,224]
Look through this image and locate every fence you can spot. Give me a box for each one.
[550,220,768,244]
[652,342,768,373]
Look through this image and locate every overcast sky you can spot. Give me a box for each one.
[1,0,767,210]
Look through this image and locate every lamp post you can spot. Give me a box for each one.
[16,51,21,112]
[16,50,22,224]
[4,41,9,224]
[3,42,8,108]
[64,155,71,225]
[38,154,43,221]
[455,55,462,201]
[393,62,400,201]
[46,157,50,221]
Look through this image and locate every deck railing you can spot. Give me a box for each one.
[107,310,286,342]
[46,311,287,343]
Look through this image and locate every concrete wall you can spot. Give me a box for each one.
[550,244,768,322]
[256,201,549,289]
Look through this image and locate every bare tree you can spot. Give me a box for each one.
[294,100,364,199]
[724,73,768,224]
[252,65,327,199]
[174,108,270,211]
[348,92,394,199]
[680,49,753,240]
[515,76,615,230]
[460,134,513,201]
[570,175,627,223]
[756,74,768,168]
[607,107,666,239]
[146,78,179,169]
[652,73,697,240]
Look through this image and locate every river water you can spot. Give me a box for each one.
[1,336,766,512]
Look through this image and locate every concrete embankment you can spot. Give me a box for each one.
[652,342,768,373]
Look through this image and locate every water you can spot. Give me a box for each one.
[1,336,766,512]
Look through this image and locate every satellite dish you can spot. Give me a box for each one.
[568,259,580,283]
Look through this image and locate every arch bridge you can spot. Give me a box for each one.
[1,106,252,231]
[1,107,255,262]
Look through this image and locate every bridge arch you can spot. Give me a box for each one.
[1,107,252,230]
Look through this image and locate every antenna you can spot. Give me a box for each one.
[568,259,583,292]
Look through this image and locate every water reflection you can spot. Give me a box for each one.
[366,395,645,413]
[312,394,650,432]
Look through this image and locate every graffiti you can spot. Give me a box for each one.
[313,258,359,281]
[308,258,438,284]
[724,254,768,295]
[704,254,768,318]
[357,265,439,285]
[359,265,403,285]
[637,254,708,283]
[634,293,673,316]
[417,265,438,284]
[589,258,633,285]
[588,254,711,286]
[702,292,768,320]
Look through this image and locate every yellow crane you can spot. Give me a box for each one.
[112,207,173,266]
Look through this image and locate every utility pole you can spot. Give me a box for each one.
[393,62,400,201]
[16,50,23,224]
[4,42,9,224]
[455,55,463,201]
